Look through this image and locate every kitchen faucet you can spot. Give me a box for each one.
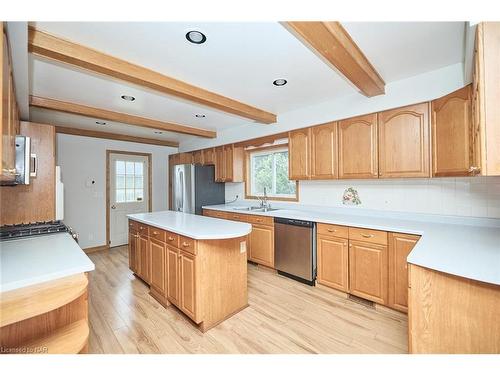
[259,187,271,210]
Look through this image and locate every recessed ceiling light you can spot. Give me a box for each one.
[195,114,206,118]
[121,95,136,101]
[185,30,207,44]
[96,121,107,125]
[154,131,163,134]
[273,79,287,87]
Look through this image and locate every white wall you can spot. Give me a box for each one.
[56,134,177,249]
[180,62,465,151]
[225,176,500,219]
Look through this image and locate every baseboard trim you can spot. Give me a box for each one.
[83,245,109,254]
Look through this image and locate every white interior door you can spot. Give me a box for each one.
[109,153,149,247]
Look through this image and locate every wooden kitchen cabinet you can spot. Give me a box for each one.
[192,150,204,165]
[128,228,139,273]
[388,232,420,313]
[310,122,338,179]
[214,144,244,182]
[317,234,349,292]
[166,245,180,306]
[138,233,151,283]
[248,223,274,268]
[378,103,430,178]
[432,85,473,177]
[203,148,215,165]
[338,114,378,179]
[180,251,199,322]
[288,127,311,180]
[1,23,20,183]
[471,22,500,176]
[150,239,166,295]
[349,240,388,305]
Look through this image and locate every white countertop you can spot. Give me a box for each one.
[128,210,252,240]
[203,204,500,286]
[0,233,95,293]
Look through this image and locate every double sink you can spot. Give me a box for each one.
[232,206,280,213]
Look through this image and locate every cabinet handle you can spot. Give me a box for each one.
[343,242,347,246]
[168,236,174,241]
[256,219,263,222]
[182,242,190,247]
[153,231,158,235]
[2,168,17,175]
[468,166,481,175]
[327,229,337,233]
[361,234,374,238]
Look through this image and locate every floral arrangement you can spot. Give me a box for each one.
[342,187,361,205]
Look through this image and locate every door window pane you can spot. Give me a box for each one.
[116,161,125,174]
[126,161,135,174]
[114,159,147,203]
[116,175,125,189]
[116,189,126,203]
[134,162,143,176]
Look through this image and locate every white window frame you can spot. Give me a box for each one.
[246,146,298,201]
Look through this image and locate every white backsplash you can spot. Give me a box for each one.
[225,177,500,219]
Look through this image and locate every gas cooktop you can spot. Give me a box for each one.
[0,220,78,242]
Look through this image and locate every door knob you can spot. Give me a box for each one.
[111,205,116,209]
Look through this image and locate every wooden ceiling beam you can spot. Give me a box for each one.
[28,27,277,124]
[30,95,216,138]
[283,22,385,97]
[55,126,179,148]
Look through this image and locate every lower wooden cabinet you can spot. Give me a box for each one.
[348,240,388,305]
[128,229,139,273]
[150,239,166,295]
[138,234,151,283]
[248,223,274,268]
[388,232,419,312]
[179,251,199,322]
[166,245,180,306]
[317,234,349,292]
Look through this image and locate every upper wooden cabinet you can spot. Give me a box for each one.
[192,150,204,165]
[214,144,244,183]
[432,85,472,177]
[1,23,20,183]
[338,114,378,179]
[288,128,311,180]
[310,122,338,179]
[472,22,500,176]
[378,103,430,178]
[203,148,215,165]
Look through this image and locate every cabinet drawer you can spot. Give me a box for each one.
[226,212,249,222]
[165,231,179,247]
[179,235,197,255]
[247,214,274,226]
[206,210,229,219]
[129,220,139,231]
[149,227,166,242]
[138,224,149,237]
[317,223,348,238]
[349,227,387,245]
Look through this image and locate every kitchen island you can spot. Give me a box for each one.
[127,211,252,332]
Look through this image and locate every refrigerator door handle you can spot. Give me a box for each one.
[179,170,184,211]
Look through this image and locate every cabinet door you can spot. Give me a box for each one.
[338,114,378,179]
[192,150,204,165]
[310,122,338,179]
[288,128,311,180]
[249,224,274,268]
[128,230,138,273]
[317,234,349,292]
[388,233,419,312]
[378,103,430,178]
[203,148,215,165]
[215,146,225,182]
[224,145,234,182]
[432,85,472,177]
[180,251,199,322]
[349,240,388,305]
[139,235,150,284]
[150,239,166,294]
[166,245,180,306]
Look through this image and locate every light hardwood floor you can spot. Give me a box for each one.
[87,246,408,354]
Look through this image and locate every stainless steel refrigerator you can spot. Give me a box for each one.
[171,164,225,215]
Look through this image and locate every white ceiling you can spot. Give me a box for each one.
[28,22,467,146]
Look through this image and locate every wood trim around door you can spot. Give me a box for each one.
[106,150,152,248]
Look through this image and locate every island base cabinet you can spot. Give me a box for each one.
[180,251,200,322]
[166,246,180,306]
[409,264,500,353]
[137,235,150,284]
[348,240,388,305]
[317,235,349,292]
[128,230,139,274]
[150,239,166,296]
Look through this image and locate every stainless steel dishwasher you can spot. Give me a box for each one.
[274,217,316,285]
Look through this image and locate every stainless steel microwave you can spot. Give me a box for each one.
[1,136,34,186]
